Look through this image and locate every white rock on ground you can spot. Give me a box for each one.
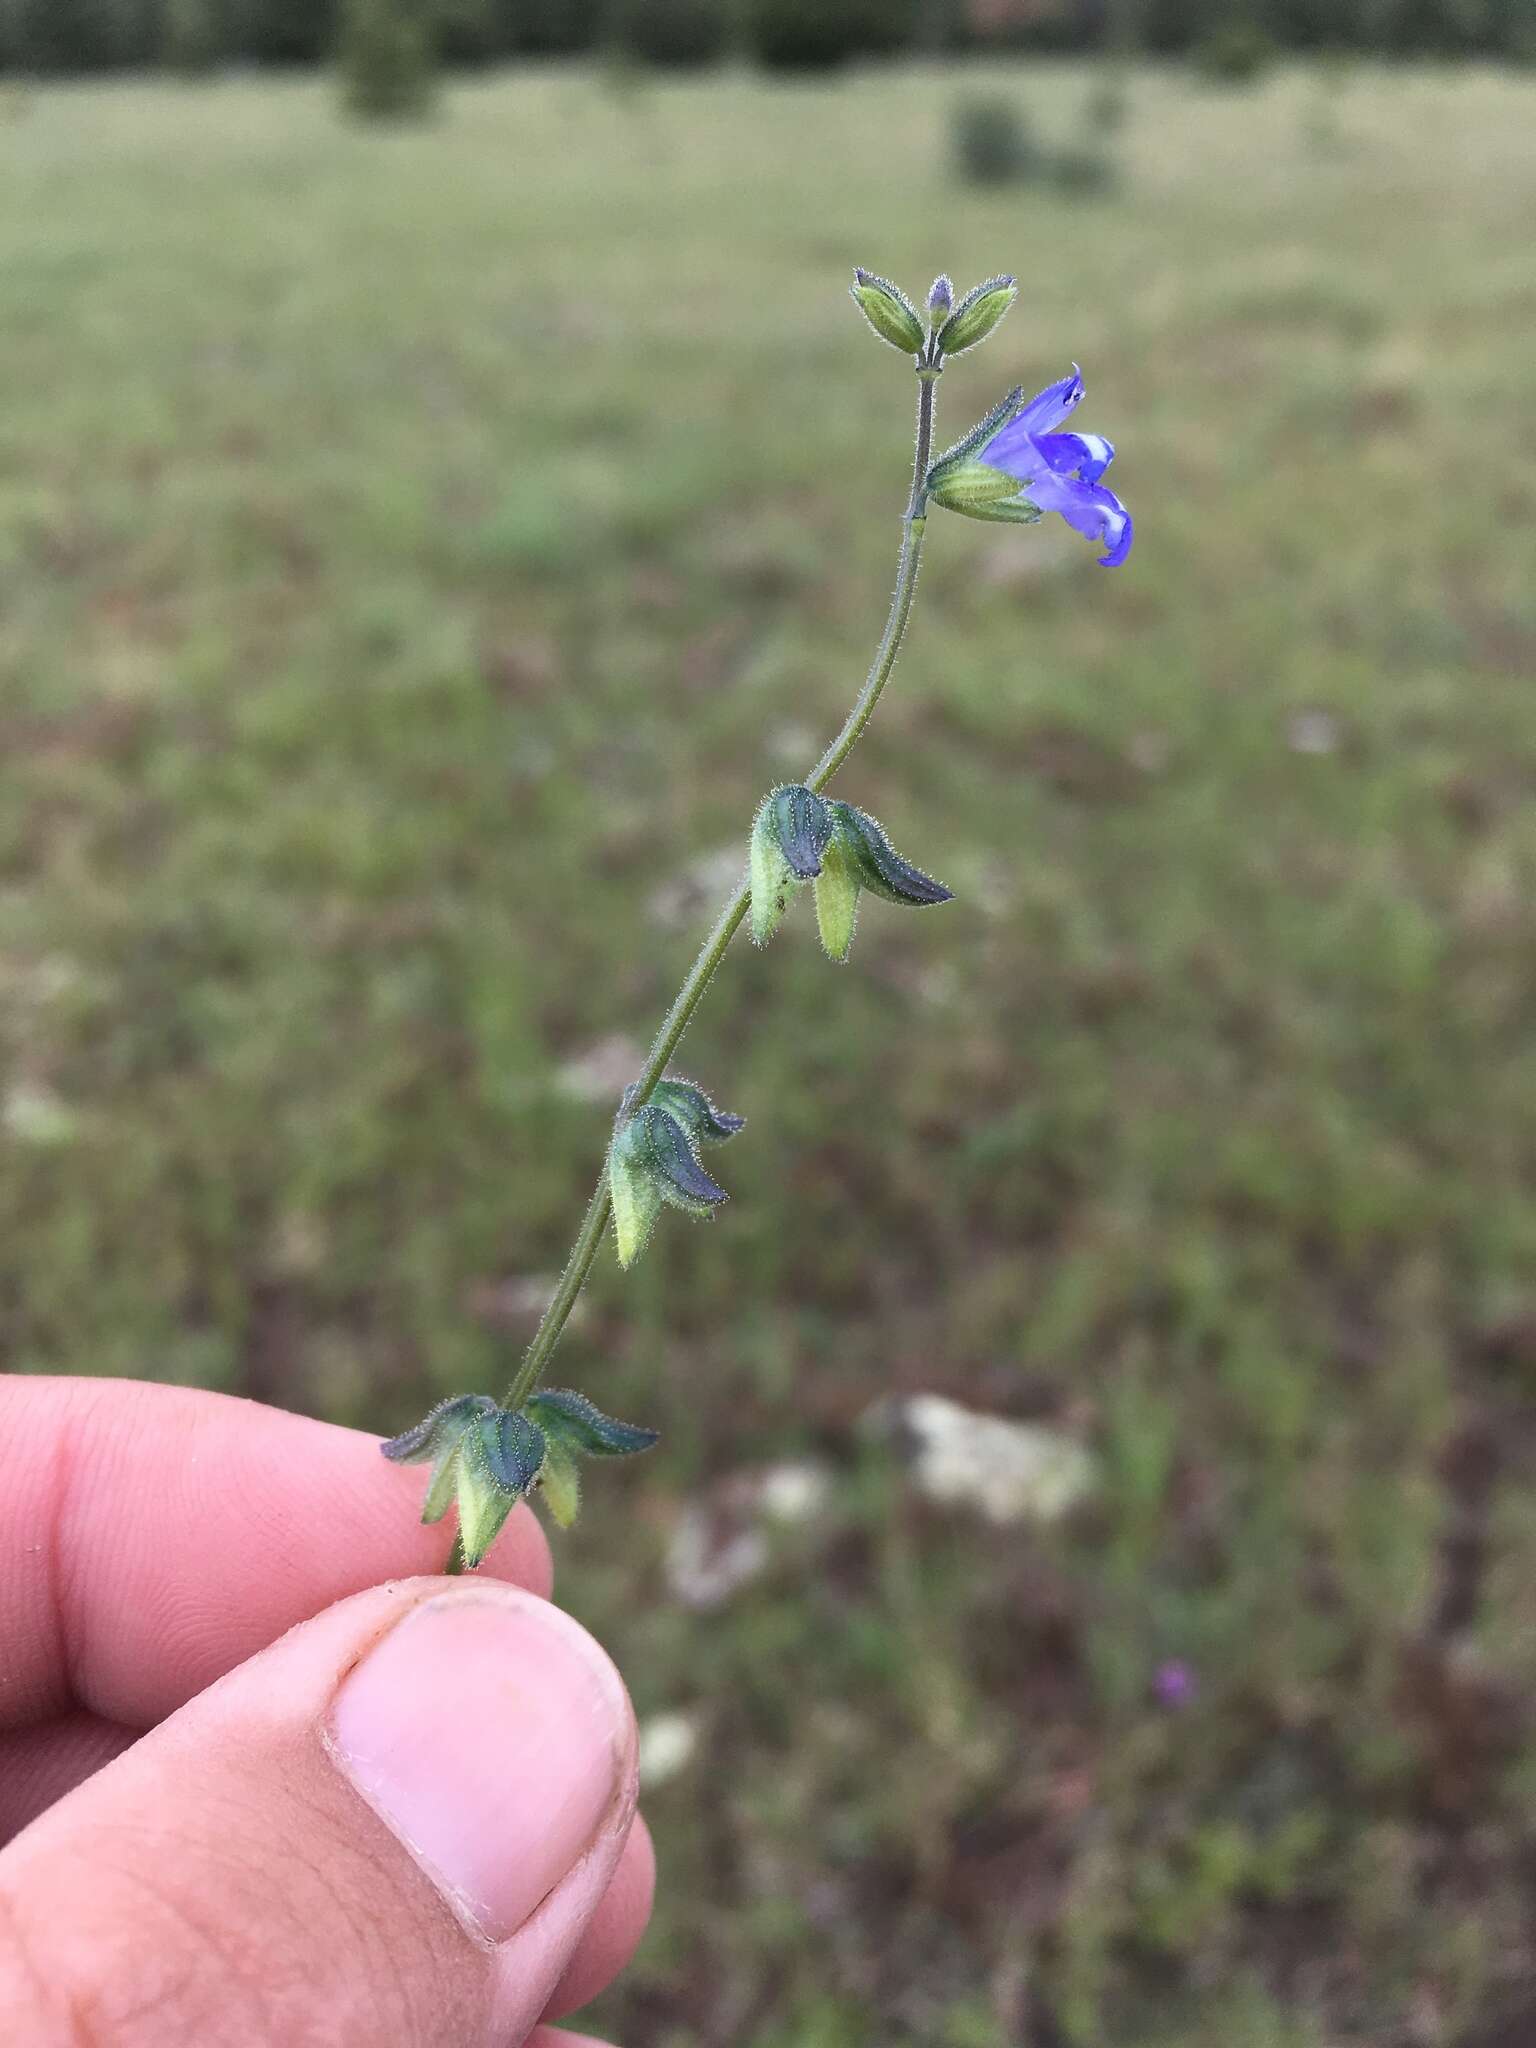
[870,1393,1096,1527]
[664,1459,834,1610]
[638,1710,701,1790]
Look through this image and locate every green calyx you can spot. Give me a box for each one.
[748,783,954,963]
[751,783,836,944]
[849,268,925,355]
[936,275,1018,356]
[382,1394,545,1567]
[926,458,1028,516]
[525,1388,661,1529]
[925,389,1047,524]
[818,800,955,960]
[925,385,1025,497]
[382,1387,660,1552]
[608,1081,744,1268]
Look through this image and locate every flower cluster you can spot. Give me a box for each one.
[750,784,952,960]
[382,1388,659,1561]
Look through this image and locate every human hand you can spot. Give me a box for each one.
[0,1378,653,2047]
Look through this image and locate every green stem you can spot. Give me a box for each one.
[501,352,941,1421]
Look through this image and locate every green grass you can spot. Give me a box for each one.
[4,57,1536,2044]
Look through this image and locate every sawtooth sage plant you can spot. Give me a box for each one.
[383,268,1133,1571]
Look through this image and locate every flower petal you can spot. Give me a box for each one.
[982,367,1084,471]
[1029,470,1134,567]
[1033,431,1115,485]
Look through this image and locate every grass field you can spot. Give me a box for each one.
[4,56,1536,2044]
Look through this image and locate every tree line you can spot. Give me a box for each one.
[1,0,1530,75]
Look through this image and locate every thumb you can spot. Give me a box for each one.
[0,1580,638,2048]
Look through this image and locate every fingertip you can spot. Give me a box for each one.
[527,2031,622,2048]
[0,1378,555,1730]
[544,1811,655,2019]
[528,2032,622,2048]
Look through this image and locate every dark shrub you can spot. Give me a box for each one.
[950,91,1042,185]
[338,0,435,119]
[611,0,731,68]
[745,0,915,71]
[1192,23,1277,83]
[163,0,225,72]
[247,0,339,64]
[497,0,605,55]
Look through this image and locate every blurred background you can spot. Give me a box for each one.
[3,3,1536,2043]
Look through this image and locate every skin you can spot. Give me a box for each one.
[0,1378,654,2047]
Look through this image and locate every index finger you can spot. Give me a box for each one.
[0,1378,552,1730]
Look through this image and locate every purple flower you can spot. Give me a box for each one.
[926,368,1133,569]
[981,370,1133,567]
[1152,1658,1197,1710]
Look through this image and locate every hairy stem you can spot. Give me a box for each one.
[500,353,941,1424]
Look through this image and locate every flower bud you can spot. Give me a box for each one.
[927,273,954,319]
[814,801,954,963]
[750,783,835,944]
[850,268,925,355]
[936,274,1018,357]
[609,1100,729,1268]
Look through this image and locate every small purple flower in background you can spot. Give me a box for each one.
[926,367,1134,568]
[1152,1657,1198,1710]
